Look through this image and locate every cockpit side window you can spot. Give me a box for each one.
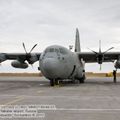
[55,48,59,53]
[59,48,67,54]
[44,49,48,53]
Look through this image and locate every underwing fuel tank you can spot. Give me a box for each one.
[11,60,28,69]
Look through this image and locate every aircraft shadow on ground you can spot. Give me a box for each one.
[0,78,120,88]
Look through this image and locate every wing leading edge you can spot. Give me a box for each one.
[78,52,120,63]
[0,53,41,64]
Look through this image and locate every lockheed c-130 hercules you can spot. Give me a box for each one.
[0,28,120,86]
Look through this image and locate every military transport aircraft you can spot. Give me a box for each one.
[0,28,120,86]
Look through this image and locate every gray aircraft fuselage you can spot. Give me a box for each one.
[39,45,85,81]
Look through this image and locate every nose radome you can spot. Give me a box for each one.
[42,58,60,78]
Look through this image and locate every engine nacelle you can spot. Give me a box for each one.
[114,60,120,69]
[11,60,28,69]
[0,53,6,63]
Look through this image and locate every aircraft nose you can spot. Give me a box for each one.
[42,58,60,78]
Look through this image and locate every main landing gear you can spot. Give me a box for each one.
[113,70,117,83]
[79,74,86,83]
[50,74,86,86]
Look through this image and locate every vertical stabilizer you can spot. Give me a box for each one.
[75,28,81,52]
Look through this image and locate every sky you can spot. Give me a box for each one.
[0,0,120,73]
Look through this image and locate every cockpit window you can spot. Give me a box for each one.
[55,48,59,53]
[44,47,67,54]
[59,48,67,54]
[45,48,54,53]
[49,48,54,52]
[45,48,60,53]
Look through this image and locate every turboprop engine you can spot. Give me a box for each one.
[0,53,6,63]
[114,60,120,69]
[11,60,28,69]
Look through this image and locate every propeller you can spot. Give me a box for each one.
[22,43,37,65]
[88,40,114,70]
[22,43,37,54]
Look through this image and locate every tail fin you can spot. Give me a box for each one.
[75,28,81,52]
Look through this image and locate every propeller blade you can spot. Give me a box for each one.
[103,47,114,54]
[87,48,98,54]
[31,64,33,68]
[100,64,102,70]
[29,44,37,53]
[22,43,27,54]
[99,40,101,53]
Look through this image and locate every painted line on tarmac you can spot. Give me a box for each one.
[55,108,120,111]
[3,96,24,106]
[37,90,43,93]
[0,94,18,97]
[39,84,45,86]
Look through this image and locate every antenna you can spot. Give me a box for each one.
[69,45,73,50]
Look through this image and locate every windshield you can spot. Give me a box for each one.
[44,47,68,55]
[59,48,67,54]
[45,48,59,53]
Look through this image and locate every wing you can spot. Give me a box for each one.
[78,52,120,63]
[0,52,41,64]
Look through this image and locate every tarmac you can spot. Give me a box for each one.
[0,76,120,120]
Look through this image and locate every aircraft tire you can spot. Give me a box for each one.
[50,79,55,86]
[79,74,85,83]
[79,79,84,83]
[55,79,59,85]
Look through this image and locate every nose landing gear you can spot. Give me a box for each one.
[50,79,54,86]
[50,79,60,86]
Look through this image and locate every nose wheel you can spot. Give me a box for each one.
[50,79,59,86]
[50,79,55,86]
